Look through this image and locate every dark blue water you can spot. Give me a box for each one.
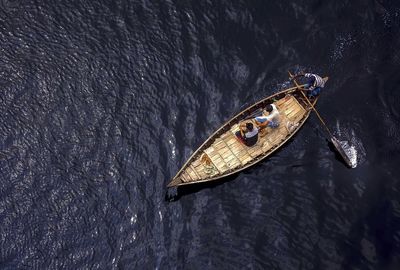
[1,0,400,269]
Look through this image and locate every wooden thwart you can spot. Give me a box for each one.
[167,76,329,187]
[182,95,305,181]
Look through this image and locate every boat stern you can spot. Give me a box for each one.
[167,176,183,188]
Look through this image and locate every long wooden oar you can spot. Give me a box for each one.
[288,71,354,168]
[243,107,264,121]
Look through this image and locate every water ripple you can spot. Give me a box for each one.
[0,1,399,269]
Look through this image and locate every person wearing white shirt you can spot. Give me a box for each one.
[255,104,280,129]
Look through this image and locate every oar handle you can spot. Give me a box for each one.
[288,71,334,138]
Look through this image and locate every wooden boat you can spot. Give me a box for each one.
[167,78,328,187]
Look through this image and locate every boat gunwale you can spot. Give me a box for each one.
[167,80,326,187]
[171,110,311,186]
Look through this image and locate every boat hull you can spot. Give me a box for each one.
[168,79,328,187]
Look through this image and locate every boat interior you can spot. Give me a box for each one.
[168,91,311,187]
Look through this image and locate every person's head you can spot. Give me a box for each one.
[266,104,273,113]
[246,122,254,131]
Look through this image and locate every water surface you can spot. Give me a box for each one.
[0,0,400,269]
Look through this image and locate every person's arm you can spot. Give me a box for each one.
[239,123,246,138]
[240,129,245,138]
[256,120,269,127]
[290,73,305,81]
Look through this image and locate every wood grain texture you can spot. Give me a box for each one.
[176,95,307,184]
[168,78,329,187]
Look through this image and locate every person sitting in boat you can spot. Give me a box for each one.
[235,122,259,147]
[291,72,325,97]
[255,104,280,129]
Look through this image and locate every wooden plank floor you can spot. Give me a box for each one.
[178,95,307,183]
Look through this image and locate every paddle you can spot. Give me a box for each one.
[242,107,264,121]
[288,71,354,168]
[241,82,310,122]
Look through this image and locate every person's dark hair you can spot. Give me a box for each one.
[246,122,253,131]
[266,104,273,112]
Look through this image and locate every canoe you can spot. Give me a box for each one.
[167,78,328,187]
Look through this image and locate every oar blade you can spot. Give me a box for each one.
[331,137,356,168]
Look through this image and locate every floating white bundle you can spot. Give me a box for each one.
[338,140,358,168]
[334,121,366,169]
